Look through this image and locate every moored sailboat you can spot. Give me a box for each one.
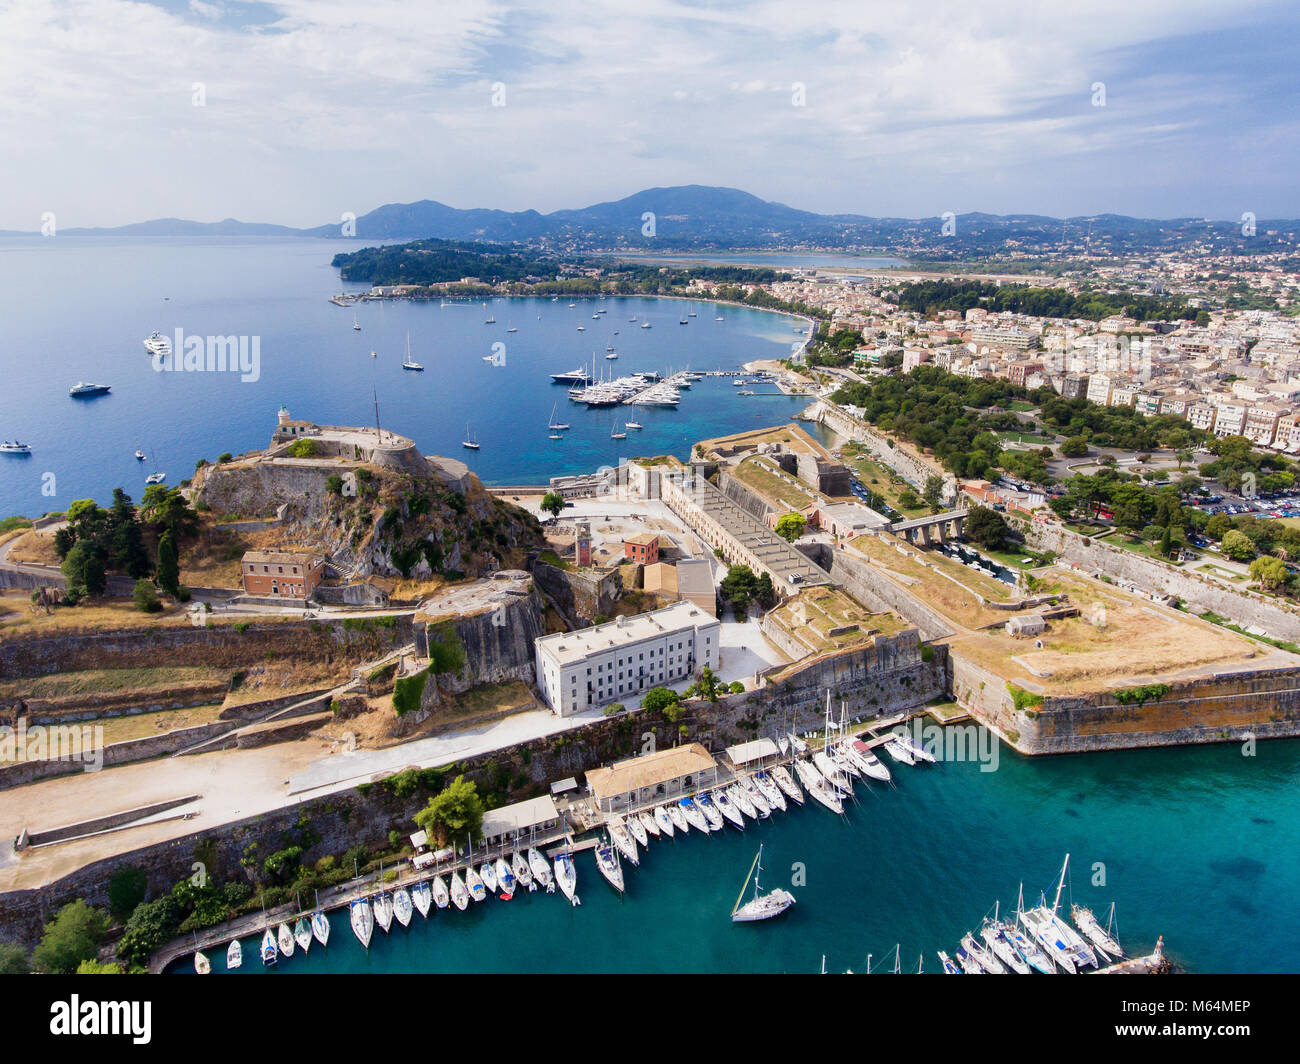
[730,845,795,923]
[594,836,624,893]
[226,938,242,970]
[350,898,373,948]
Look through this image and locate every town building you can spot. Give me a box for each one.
[240,550,325,600]
[623,532,660,565]
[585,743,719,814]
[534,601,721,716]
[479,795,562,848]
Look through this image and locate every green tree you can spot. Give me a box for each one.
[1059,435,1089,458]
[115,896,181,968]
[1221,529,1257,562]
[965,505,1011,550]
[923,474,945,511]
[1205,513,1233,540]
[61,541,107,597]
[107,488,150,578]
[540,492,566,519]
[140,485,198,540]
[0,942,29,975]
[156,531,180,597]
[641,687,681,713]
[76,958,125,974]
[414,775,485,847]
[774,512,807,542]
[1249,555,1288,590]
[688,666,721,703]
[33,900,110,974]
[107,865,148,920]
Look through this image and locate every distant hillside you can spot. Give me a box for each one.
[13,186,1300,256]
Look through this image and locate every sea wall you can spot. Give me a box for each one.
[0,631,943,949]
[948,649,1300,753]
[1024,521,1300,642]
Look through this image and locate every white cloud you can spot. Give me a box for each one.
[0,0,1289,227]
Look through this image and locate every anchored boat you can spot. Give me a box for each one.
[730,845,795,923]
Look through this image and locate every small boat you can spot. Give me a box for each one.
[770,765,804,805]
[0,441,31,454]
[392,886,413,927]
[961,932,1006,974]
[980,917,1031,975]
[752,772,786,812]
[638,809,660,838]
[276,922,294,958]
[1000,914,1055,975]
[194,950,211,975]
[610,421,627,440]
[495,856,516,898]
[293,917,312,953]
[528,847,553,891]
[794,758,844,814]
[352,314,361,330]
[730,845,795,923]
[882,735,916,765]
[669,802,691,833]
[719,786,752,826]
[654,806,675,836]
[462,423,480,450]
[411,881,432,917]
[401,331,424,371]
[605,351,618,359]
[627,813,649,847]
[465,863,487,902]
[737,776,772,818]
[679,318,688,325]
[479,860,498,894]
[555,847,579,905]
[594,837,624,893]
[679,797,708,833]
[937,950,962,975]
[450,871,471,910]
[625,418,642,429]
[226,939,242,970]
[507,327,517,333]
[547,403,570,431]
[134,449,146,461]
[370,349,377,358]
[813,749,853,795]
[640,322,651,329]
[372,891,393,933]
[608,816,640,865]
[695,793,725,832]
[892,731,937,763]
[145,471,166,485]
[311,909,330,946]
[260,928,278,966]
[512,850,534,891]
[144,331,171,356]
[431,876,450,910]
[954,947,983,974]
[69,382,111,397]
[577,325,585,331]
[715,314,724,321]
[1072,902,1123,960]
[350,898,373,948]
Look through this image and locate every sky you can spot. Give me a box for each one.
[0,0,1297,230]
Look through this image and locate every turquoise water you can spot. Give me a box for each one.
[0,237,810,517]
[187,733,1300,975]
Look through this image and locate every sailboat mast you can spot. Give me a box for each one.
[1052,854,1070,914]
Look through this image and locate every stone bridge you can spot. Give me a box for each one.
[889,508,969,546]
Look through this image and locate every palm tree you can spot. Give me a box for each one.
[1274,547,1290,563]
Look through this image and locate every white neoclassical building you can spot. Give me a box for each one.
[534,601,720,717]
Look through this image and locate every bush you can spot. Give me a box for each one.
[392,668,431,717]
[0,942,30,975]
[108,865,148,920]
[218,453,233,463]
[287,439,319,458]
[132,579,162,613]
[116,896,181,967]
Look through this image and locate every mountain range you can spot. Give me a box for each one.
[8,186,1298,254]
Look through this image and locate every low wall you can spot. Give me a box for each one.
[0,722,233,791]
[717,470,775,521]
[1026,521,1300,642]
[15,683,229,725]
[825,548,956,641]
[26,795,202,848]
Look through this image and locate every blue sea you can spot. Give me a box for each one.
[174,733,1300,975]
[0,236,813,517]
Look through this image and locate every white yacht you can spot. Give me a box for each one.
[350,898,373,948]
[462,423,480,450]
[293,917,312,953]
[512,850,534,891]
[794,758,843,814]
[450,871,471,910]
[668,802,691,834]
[731,846,795,923]
[638,809,660,838]
[608,816,640,865]
[371,891,394,933]
[555,848,579,905]
[431,875,450,910]
[145,471,166,485]
[770,765,804,805]
[627,813,649,847]
[694,793,725,831]
[846,739,892,783]
[980,917,1031,975]
[0,441,31,454]
[392,886,413,927]
[311,908,330,946]
[1072,902,1123,960]
[752,771,786,812]
[528,847,553,891]
[654,806,675,836]
[226,939,242,970]
[960,932,1006,974]
[143,331,171,357]
[713,788,747,829]
[594,837,624,893]
[679,797,709,833]
[411,881,432,918]
[276,922,294,958]
[401,332,424,370]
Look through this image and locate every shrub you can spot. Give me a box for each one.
[392,668,430,717]
[35,900,111,974]
[107,865,148,920]
[132,579,162,613]
[0,942,30,975]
